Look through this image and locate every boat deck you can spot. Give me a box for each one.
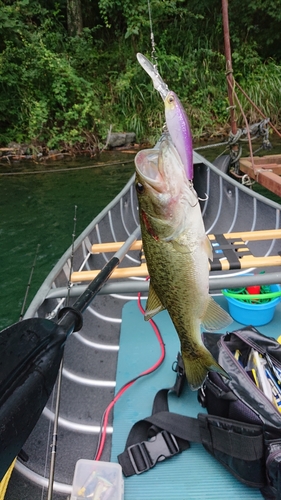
[6,294,280,500]
[110,296,281,499]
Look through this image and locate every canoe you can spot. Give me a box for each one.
[3,148,281,500]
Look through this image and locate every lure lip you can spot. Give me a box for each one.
[137,53,169,101]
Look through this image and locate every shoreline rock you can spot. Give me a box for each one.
[0,132,137,163]
[105,132,136,149]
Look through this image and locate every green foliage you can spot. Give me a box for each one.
[0,0,280,148]
[238,62,281,125]
[0,33,107,147]
[0,1,109,148]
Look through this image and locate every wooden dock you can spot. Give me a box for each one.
[239,154,281,197]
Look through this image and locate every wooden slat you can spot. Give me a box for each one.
[239,160,281,197]
[91,240,142,253]
[91,229,281,254]
[214,255,281,272]
[240,158,281,175]
[73,229,281,283]
[208,229,281,241]
[71,255,281,282]
[241,154,281,166]
[239,255,281,265]
[71,263,148,282]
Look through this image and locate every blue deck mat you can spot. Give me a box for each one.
[111,296,281,499]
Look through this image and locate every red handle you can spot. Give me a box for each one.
[246,285,261,295]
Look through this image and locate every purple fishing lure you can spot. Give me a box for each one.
[164,91,193,181]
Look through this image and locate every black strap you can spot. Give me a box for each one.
[118,392,190,476]
[118,407,264,476]
[118,354,264,477]
[210,233,243,271]
[118,355,189,476]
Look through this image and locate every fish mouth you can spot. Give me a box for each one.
[134,135,185,195]
[135,149,163,192]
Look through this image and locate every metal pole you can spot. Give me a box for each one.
[46,206,77,500]
[46,359,63,500]
[222,0,237,136]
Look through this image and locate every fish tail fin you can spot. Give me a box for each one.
[182,347,230,391]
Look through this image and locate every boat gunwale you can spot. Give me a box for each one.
[193,150,281,211]
[24,175,137,319]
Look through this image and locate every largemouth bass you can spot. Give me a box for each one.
[135,134,232,390]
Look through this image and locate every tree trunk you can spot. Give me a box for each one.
[67,0,83,36]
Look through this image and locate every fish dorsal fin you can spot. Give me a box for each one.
[203,235,213,261]
[144,284,165,321]
[202,296,232,331]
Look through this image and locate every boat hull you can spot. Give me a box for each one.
[4,151,281,499]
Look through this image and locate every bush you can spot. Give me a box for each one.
[0,0,280,148]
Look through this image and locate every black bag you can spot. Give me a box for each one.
[118,326,281,500]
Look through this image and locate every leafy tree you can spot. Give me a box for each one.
[0,0,280,148]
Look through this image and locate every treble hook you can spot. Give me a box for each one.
[198,193,209,202]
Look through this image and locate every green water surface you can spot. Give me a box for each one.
[0,153,135,330]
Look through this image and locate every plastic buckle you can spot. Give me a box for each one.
[127,430,180,475]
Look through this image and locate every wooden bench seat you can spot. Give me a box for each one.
[70,229,281,283]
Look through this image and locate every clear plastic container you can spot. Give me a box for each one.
[70,459,124,500]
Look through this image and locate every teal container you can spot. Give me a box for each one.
[223,284,281,326]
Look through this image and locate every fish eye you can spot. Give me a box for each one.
[168,95,174,103]
[136,182,144,194]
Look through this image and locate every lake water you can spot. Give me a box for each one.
[0,152,135,330]
[1,137,280,331]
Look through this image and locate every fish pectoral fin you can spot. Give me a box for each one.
[144,284,165,321]
[203,235,213,261]
[171,239,190,253]
[202,296,233,331]
[171,234,213,257]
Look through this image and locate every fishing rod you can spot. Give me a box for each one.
[19,244,40,321]
[0,225,141,482]
[47,206,77,500]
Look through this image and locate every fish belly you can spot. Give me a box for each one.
[142,229,208,347]
[142,228,229,390]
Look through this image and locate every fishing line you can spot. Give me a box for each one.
[147,0,157,69]
[0,159,134,176]
[67,205,77,306]
[94,285,165,461]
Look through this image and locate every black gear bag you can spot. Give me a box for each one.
[118,326,281,500]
